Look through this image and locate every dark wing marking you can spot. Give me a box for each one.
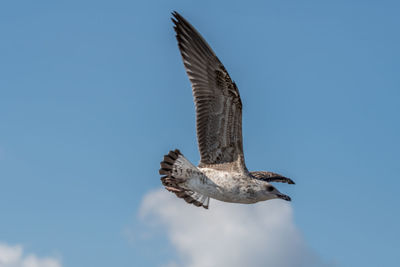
[172,12,245,168]
[250,171,295,184]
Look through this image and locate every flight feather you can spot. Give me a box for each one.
[172,11,245,168]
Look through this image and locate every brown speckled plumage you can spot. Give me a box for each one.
[172,11,244,168]
[159,12,294,209]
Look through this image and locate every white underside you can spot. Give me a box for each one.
[183,167,262,204]
[170,153,271,205]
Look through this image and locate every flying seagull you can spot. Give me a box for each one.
[159,12,294,209]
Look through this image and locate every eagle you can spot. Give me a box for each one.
[159,12,294,209]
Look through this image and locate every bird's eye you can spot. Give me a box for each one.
[266,186,274,192]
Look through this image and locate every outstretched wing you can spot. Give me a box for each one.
[250,171,295,184]
[172,12,245,167]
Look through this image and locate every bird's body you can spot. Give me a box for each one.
[159,12,294,209]
[195,167,270,204]
[181,159,265,204]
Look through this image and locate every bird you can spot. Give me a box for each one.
[159,11,294,209]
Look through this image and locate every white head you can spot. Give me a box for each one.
[255,181,291,202]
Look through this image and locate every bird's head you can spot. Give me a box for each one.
[261,183,291,201]
[251,171,293,202]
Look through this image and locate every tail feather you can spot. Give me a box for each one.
[203,196,210,208]
[159,149,210,209]
[186,191,210,209]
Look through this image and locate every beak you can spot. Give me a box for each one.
[277,194,291,201]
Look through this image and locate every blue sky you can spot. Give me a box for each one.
[1,0,399,266]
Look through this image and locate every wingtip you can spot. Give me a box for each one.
[171,11,180,27]
[171,11,180,19]
[171,11,189,26]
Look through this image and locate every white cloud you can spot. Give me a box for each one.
[0,243,61,267]
[139,189,332,267]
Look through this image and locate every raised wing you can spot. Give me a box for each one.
[172,12,245,168]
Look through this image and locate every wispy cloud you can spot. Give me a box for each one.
[139,189,332,267]
[0,242,61,267]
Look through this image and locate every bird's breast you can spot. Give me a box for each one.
[196,168,260,203]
